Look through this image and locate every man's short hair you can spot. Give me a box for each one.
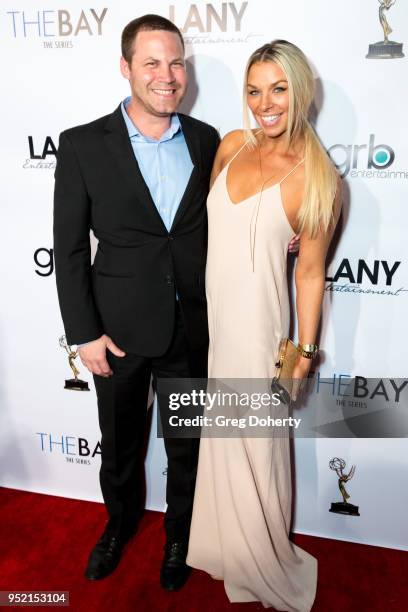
[121,14,185,64]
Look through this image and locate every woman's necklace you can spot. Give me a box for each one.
[249,138,277,272]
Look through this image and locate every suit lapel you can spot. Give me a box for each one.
[103,106,202,234]
[103,105,167,232]
[170,113,202,231]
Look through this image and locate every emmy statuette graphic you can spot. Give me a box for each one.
[366,0,404,59]
[59,335,90,391]
[329,457,360,516]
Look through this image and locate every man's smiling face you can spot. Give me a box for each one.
[120,29,187,118]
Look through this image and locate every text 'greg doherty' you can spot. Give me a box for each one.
[168,415,302,429]
[168,389,282,411]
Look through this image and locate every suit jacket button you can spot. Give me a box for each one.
[165,274,173,285]
[168,235,174,241]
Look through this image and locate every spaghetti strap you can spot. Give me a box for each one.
[226,139,250,167]
[279,158,305,185]
[226,129,263,167]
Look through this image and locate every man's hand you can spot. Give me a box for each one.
[288,234,300,254]
[78,334,126,377]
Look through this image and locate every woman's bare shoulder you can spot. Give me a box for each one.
[217,129,253,166]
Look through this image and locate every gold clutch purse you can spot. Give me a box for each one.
[271,338,299,405]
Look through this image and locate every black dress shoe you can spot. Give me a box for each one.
[160,541,191,591]
[85,529,125,581]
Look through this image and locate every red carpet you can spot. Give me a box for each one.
[0,487,406,611]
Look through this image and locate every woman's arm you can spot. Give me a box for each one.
[292,179,342,386]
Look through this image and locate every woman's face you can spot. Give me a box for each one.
[246,61,289,138]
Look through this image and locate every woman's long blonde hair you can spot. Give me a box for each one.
[243,40,338,238]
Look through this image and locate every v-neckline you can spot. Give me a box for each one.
[220,164,297,234]
[224,146,305,207]
[224,163,280,206]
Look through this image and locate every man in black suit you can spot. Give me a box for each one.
[53,14,219,589]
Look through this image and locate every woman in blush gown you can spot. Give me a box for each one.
[187,40,342,611]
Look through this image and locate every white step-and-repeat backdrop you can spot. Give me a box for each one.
[1,1,407,550]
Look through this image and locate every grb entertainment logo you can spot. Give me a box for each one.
[325,258,407,298]
[6,8,108,48]
[328,135,407,180]
[23,136,56,170]
[169,2,258,46]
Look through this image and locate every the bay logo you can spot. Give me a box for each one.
[313,373,407,405]
[311,374,408,438]
[328,135,399,178]
[36,432,101,466]
[6,8,108,48]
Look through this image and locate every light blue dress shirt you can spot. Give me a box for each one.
[120,96,193,231]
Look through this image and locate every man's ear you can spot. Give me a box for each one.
[120,56,130,80]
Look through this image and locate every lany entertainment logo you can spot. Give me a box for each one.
[23,136,57,170]
[325,258,407,297]
[169,1,260,45]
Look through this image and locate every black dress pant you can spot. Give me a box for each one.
[93,303,207,542]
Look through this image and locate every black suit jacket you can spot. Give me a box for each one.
[53,104,220,356]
